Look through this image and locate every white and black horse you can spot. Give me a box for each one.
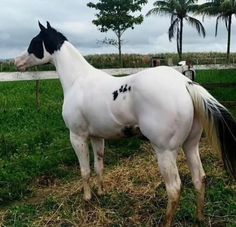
[15,22,236,227]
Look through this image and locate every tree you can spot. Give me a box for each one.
[199,0,236,62]
[87,0,147,67]
[146,0,206,60]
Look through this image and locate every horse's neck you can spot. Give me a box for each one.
[53,41,94,93]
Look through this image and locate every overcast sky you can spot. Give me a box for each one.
[0,0,235,59]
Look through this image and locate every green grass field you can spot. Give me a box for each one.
[0,69,236,226]
[196,69,236,84]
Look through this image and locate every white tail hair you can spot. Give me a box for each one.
[186,81,236,179]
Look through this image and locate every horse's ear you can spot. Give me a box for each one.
[38,21,46,31]
[47,21,52,29]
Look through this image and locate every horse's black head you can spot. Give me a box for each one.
[15,21,67,71]
[30,21,67,57]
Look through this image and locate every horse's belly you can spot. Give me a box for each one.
[86,97,138,139]
[88,122,141,139]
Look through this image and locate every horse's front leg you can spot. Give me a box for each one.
[70,131,91,201]
[91,137,105,195]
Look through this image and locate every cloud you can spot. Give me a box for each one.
[0,0,236,59]
[61,22,94,36]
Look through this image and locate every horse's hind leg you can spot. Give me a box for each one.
[153,146,181,227]
[183,117,206,223]
[91,137,105,195]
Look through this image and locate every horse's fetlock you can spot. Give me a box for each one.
[194,175,206,191]
[81,170,90,180]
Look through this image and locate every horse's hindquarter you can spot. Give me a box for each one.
[132,67,194,149]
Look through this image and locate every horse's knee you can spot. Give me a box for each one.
[166,182,181,205]
[91,137,104,173]
[94,151,104,168]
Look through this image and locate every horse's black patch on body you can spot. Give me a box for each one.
[28,21,67,58]
[122,126,134,137]
[112,84,132,101]
[113,90,119,100]
[123,84,128,92]
[121,125,148,140]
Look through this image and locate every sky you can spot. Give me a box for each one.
[0,0,235,59]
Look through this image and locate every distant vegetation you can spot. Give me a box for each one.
[1,52,236,72]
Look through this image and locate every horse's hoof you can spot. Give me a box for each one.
[97,183,104,196]
[97,188,104,196]
[83,192,92,201]
[196,218,205,227]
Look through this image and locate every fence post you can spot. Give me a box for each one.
[34,66,40,109]
[35,80,40,109]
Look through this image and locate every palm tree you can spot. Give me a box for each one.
[199,0,236,62]
[146,0,206,60]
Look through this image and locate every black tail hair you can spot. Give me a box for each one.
[215,105,236,178]
[186,82,236,179]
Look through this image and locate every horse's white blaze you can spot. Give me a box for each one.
[15,45,52,70]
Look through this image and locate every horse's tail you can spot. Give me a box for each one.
[186,81,236,179]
